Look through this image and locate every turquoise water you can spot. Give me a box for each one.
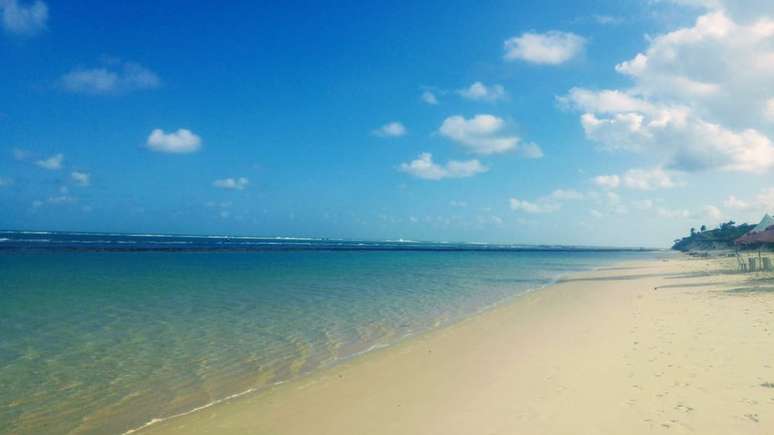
[0,246,656,434]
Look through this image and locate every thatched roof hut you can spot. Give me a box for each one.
[736,214,774,246]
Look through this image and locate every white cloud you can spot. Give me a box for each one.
[60,60,160,95]
[565,9,774,173]
[593,168,676,190]
[421,90,439,105]
[561,87,654,115]
[399,153,488,180]
[439,114,519,155]
[146,128,201,154]
[724,195,751,209]
[35,153,63,170]
[719,188,774,213]
[509,198,560,214]
[373,121,407,137]
[213,177,249,190]
[503,31,586,65]
[0,0,47,36]
[517,142,544,159]
[457,82,507,102]
[509,188,585,214]
[593,174,620,189]
[621,168,677,190]
[71,171,90,186]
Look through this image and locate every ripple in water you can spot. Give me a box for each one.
[0,249,656,434]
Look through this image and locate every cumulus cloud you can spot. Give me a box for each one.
[372,121,407,137]
[439,114,520,155]
[503,31,586,65]
[35,153,63,170]
[0,0,47,36]
[213,177,249,190]
[60,59,160,95]
[564,8,774,173]
[146,128,201,154]
[71,171,90,186]
[457,82,507,102]
[399,153,488,180]
[421,90,439,105]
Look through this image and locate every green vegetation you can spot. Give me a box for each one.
[671,220,754,252]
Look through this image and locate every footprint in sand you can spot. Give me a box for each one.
[674,403,694,413]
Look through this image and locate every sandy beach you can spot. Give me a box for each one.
[140,254,774,435]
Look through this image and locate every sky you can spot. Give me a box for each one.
[3,0,774,247]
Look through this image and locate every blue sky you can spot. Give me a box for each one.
[2,0,774,246]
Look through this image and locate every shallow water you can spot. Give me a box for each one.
[0,236,657,434]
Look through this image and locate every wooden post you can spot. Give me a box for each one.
[737,250,747,272]
[759,248,763,271]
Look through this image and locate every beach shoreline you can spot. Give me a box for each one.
[138,253,774,434]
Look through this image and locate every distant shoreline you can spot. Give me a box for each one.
[0,230,662,253]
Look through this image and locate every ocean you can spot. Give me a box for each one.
[0,231,658,434]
